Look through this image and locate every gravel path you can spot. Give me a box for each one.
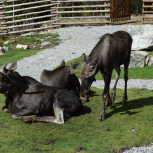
[12,25,153,152]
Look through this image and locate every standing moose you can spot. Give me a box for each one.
[0,61,83,124]
[78,31,132,121]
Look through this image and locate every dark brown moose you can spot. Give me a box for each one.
[40,60,80,95]
[78,31,132,121]
[0,61,83,123]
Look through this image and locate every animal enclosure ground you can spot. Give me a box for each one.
[0,33,60,67]
[0,87,153,153]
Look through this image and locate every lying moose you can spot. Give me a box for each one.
[40,60,80,95]
[1,61,83,123]
[77,31,132,121]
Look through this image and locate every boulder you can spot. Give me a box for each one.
[3,46,12,51]
[41,41,51,46]
[126,25,153,50]
[129,51,148,68]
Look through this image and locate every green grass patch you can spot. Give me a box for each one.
[0,88,153,152]
[66,56,153,80]
[0,33,60,66]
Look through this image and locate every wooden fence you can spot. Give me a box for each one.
[142,0,153,24]
[0,0,60,35]
[111,0,132,22]
[0,0,132,35]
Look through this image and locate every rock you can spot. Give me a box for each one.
[148,56,153,67]
[4,39,16,45]
[47,29,52,33]
[3,46,12,51]
[126,25,153,50]
[41,41,51,46]
[0,51,4,56]
[21,32,32,36]
[0,46,3,52]
[129,51,148,68]
[16,44,29,50]
[146,57,150,65]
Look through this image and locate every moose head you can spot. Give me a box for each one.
[79,53,98,102]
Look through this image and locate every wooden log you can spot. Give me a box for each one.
[0,3,59,14]
[0,10,52,19]
[142,16,153,18]
[143,5,153,8]
[52,21,111,25]
[143,11,153,13]
[1,14,58,25]
[2,0,58,9]
[53,5,110,9]
[58,16,110,19]
[52,10,110,14]
[1,20,57,30]
[52,0,110,2]
[8,25,60,34]
[143,0,153,2]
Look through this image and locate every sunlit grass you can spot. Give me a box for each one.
[0,88,153,152]
[66,56,153,80]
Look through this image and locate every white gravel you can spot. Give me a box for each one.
[9,25,153,152]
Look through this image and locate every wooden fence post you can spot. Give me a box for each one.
[105,0,110,22]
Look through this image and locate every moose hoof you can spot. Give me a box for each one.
[99,118,105,122]
[99,115,105,122]
[22,115,37,123]
[2,106,10,113]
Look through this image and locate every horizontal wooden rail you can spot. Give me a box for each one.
[0,10,52,20]
[53,5,110,9]
[1,14,58,25]
[0,3,59,14]
[52,0,109,2]
[58,16,110,19]
[1,20,57,30]
[143,11,153,13]
[143,0,153,2]
[52,21,111,25]
[2,0,53,8]
[143,22,153,24]
[1,25,59,35]
[142,16,153,19]
[52,10,109,14]
[143,5,153,8]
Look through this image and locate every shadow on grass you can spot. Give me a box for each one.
[106,96,153,119]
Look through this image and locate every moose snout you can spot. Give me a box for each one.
[80,92,88,103]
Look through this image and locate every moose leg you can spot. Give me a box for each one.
[11,108,38,122]
[99,73,112,121]
[111,67,121,103]
[122,62,129,104]
[34,102,64,124]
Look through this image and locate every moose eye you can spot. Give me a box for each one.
[89,66,94,72]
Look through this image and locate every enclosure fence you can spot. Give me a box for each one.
[0,0,132,35]
[142,0,153,24]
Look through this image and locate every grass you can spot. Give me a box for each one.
[0,33,60,67]
[65,55,153,80]
[0,87,153,152]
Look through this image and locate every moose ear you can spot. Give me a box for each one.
[60,60,65,66]
[81,53,86,64]
[71,62,80,69]
[8,60,17,71]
